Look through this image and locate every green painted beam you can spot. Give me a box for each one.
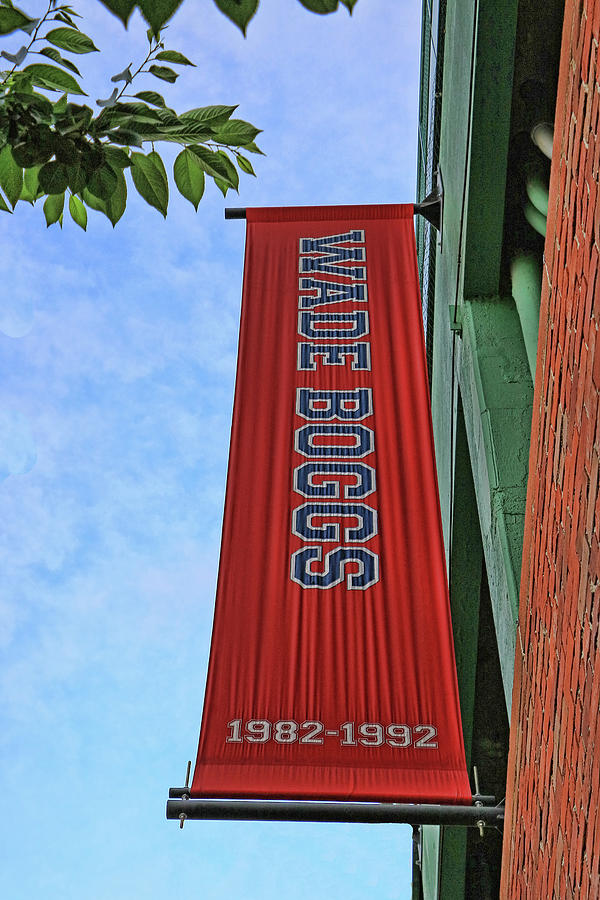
[421,825,441,900]
[425,1,523,893]
[439,829,468,900]
[430,403,484,900]
[458,297,533,712]
[433,0,477,315]
[433,0,518,312]
[461,0,519,297]
[450,399,483,764]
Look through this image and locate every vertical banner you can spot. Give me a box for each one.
[192,204,471,803]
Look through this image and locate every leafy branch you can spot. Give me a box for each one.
[0,0,263,227]
[96,1,359,37]
[0,0,359,229]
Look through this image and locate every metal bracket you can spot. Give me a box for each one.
[449,304,463,335]
[178,761,191,829]
[414,168,444,232]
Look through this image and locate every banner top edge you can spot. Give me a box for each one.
[245,203,413,223]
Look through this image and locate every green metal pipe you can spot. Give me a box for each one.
[531,122,554,160]
[523,200,547,237]
[525,174,549,217]
[510,253,542,380]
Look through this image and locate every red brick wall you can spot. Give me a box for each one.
[501,1,600,896]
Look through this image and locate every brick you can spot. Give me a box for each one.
[501,3,600,895]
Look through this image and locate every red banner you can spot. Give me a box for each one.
[192,204,471,803]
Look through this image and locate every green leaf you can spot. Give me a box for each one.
[340,0,359,11]
[298,0,339,12]
[104,166,127,225]
[57,7,83,19]
[82,186,106,213]
[80,144,104,176]
[11,141,48,168]
[39,46,82,75]
[43,191,65,226]
[212,118,262,146]
[56,102,93,133]
[212,175,230,197]
[241,140,265,155]
[54,92,69,114]
[53,137,79,165]
[0,190,11,213]
[20,164,41,203]
[111,101,162,124]
[236,153,255,176]
[8,70,35,91]
[179,104,237,127]
[134,90,167,108]
[66,161,87,193]
[87,163,118,201]
[130,150,168,215]
[189,144,235,182]
[103,146,131,169]
[148,64,178,83]
[0,7,34,35]
[53,10,77,27]
[216,150,238,190]
[45,26,99,53]
[104,128,142,147]
[69,192,87,230]
[135,122,213,145]
[154,49,195,66]
[96,0,135,26]
[0,145,23,208]
[23,63,86,95]
[39,161,69,194]
[138,0,183,33]
[212,0,259,35]
[6,89,54,118]
[173,147,204,210]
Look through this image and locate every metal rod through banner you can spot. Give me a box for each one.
[223,201,441,228]
[166,798,503,828]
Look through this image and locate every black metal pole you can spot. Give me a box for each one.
[223,201,441,229]
[166,798,503,828]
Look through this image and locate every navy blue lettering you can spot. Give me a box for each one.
[300,231,365,254]
[298,311,369,340]
[298,278,366,309]
[293,503,377,543]
[298,343,371,371]
[296,388,372,421]
[290,546,379,590]
[293,462,375,499]
[295,424,374,458]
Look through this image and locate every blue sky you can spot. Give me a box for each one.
[0,1,422,896]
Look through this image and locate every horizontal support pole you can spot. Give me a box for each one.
[166,798,503,828]
[224,201,441,229]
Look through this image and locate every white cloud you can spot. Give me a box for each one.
[0,2,421,897]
